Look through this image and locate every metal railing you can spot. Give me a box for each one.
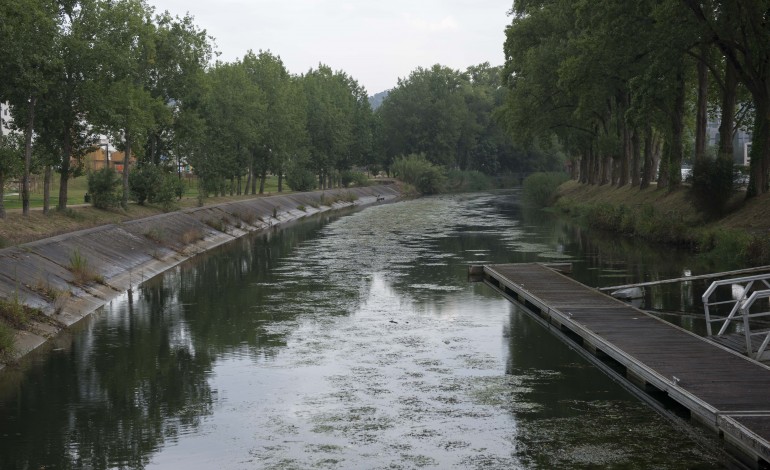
[702,274,770,360]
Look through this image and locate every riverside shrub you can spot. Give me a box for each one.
[446,169,493,192]
[522,172,569,207]
[87,168,121,210]
[691,158,734,217]
[391,154,446,195]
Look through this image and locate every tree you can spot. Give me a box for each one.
[683,0,770,197]
[195,60,266,196]
[89,0,169,209]
[0,0,59,215]
[302,65,360,188]
[242,51,305,194]
[0,134,24,218]
[379,65,469,169]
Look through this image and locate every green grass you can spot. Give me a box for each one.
[1,173,225,209]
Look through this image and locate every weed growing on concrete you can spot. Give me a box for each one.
[180,228,204,245]
[69,249,101,284]
[51,289,71,315]
[33,278,70,314]
[319,194,336,206]
[0,292,28,326]
[145,227,167,244]
[340,192,358,203]
[0,321,14,360]
[204,218,226,232]
[237,210,257,225]
[297,205,306,212]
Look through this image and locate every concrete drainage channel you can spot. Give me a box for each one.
[0,184,402,368]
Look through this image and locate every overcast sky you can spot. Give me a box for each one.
[148,0,513,94]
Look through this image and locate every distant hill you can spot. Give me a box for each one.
[368,90,390,110]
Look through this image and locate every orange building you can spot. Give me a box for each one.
[81,147,136,172]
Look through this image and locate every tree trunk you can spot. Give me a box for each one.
[718,60,737,163]
[43,165,51,214]
[122,131,131,210]
[579,151,588,184]
[58,130,72,211]
[0,172,5,219]
[641,126,654,190]
[278,167,283,192]
[237,175,242,195]
[22,96,36,216]
[661,72,686,191]
[695,45,709,163]
[748,97,770,197]
[259,168,267,194]
[631,128,641,187]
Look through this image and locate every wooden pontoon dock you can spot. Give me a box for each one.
[472,263,770,469]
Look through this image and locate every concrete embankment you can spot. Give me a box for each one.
[0,184,401,367]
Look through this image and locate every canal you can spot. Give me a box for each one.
[0,191,731,468]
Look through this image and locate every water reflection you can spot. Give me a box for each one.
[0,191,731,468]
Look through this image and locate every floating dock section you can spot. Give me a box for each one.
[472,263,770,469]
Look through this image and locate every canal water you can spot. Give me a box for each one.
[0,191,731,468]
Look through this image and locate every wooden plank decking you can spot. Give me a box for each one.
[479,263,770,469]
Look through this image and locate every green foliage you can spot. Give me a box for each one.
[0,321,14,361]
[87,168,122,210]
[286,160,317,192]
[446,170,493,192]
[341,170,369,187]
[391,154,446,195]
[691,158,735,217]
[0,294,28,327]
[68,249,104,284]
[522,172,569,208]
[130,165,182,211]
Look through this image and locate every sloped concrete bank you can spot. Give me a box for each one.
[0,184,401,368]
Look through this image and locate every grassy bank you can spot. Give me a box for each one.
[552,180,770,267]
[0,176,285,247]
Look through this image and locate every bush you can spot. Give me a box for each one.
[130,165,182,211]
[522,172,570,207]
[87,168,122,210]
[691,158,734,217]
[341,170,369,188]
[391,154,446,195]
[286,162,317,192]
[446,169,493,192]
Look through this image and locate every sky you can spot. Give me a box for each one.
[148,0,514,94]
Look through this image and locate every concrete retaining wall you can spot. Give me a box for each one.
[0,184,401,366]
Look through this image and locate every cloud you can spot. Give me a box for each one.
[404,14,460,33]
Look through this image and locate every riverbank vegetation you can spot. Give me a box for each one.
[503,1,770,267]
[502,1,770,207]
[0,0,564,221]
[0,293,47,360]
[553,181,770,268]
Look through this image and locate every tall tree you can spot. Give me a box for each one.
[379,65,469,169]
[302,65,359,188]
[0,0,59,215]
[90,0,168,209]
[683,0,770,197]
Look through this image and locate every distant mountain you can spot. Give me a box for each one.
[368,90,390,110]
